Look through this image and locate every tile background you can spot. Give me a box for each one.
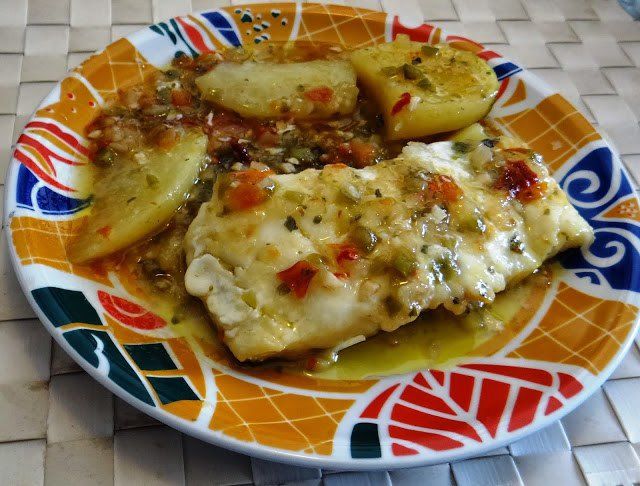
[1,0,639,484]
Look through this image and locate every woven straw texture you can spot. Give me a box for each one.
[1,0,640,484]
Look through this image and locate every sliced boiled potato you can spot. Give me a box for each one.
[69,131,207,263]
[195,59,358,119]
[350,35,499,140]
[448,123,488,145]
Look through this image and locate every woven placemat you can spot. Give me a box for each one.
[1,1,639,484]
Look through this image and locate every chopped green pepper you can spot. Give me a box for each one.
[143,105,171,116]
[416,78,433,90]
[306,253,325,266]
[421,45,439,56]
[432,252,458,282]
[392,249,418,277]
[352,226,378,253]
[157,87,171,104]
[94,147,116,167]
[452,141,472,154]
[384,295,402,316]
[196,179,214,203]
[380,66,400,77]
[402,63,422,80]
[104,105,128,117]
[145,173,159,188]
[287,146,317,164]
[283,190,306,204]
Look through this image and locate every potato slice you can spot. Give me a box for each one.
[69,131,207,263]
[195,59,358,119]
[447,123,488,145]
[350,35,499,140]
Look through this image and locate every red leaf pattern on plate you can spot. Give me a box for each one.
[98,290,166,330]
[391,17,439,43]
[361,384,399,419]
[359,361,584,456]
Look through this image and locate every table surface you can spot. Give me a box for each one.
[1,0,640,485]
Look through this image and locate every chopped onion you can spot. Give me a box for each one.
[470,143,492,170]
[279,162,296,173]
[408,95,421,111]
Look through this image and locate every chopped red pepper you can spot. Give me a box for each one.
[391,92,412,115]
[170,89,192,106]
[423,174,463,204]
[349,139,378,168]
[305,356,318,371]
[495,159,546,203]
[328,141,377,168]
[254,124,279,146]
[225,184,268,211]
[208,112,249,140]
[331,243,360,267]
[223,169,273,211]
[97,225,111,238]
[305,86,333,103]
[336,143,352,158]
[229,169,272,184]
[155,127,179,150]
[326,163,348,169]
[277,261,318,298]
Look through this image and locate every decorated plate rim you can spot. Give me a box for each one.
[4,277,636,470]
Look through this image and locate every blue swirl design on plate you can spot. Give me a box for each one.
[493,62,522,81]
[150,20,199,58]
[16,164,91,215]
[200,11,241,47]
[149,11,241,59]
[559,146,640,293]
